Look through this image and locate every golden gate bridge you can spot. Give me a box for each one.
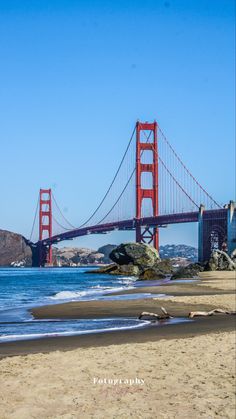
[29,121,236,267]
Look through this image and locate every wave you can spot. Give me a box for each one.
[49,285,134,301]
[0,319,149,342]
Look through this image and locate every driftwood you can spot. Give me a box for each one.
[138,306,236,321]
[139,307,173,320]
[188,308,236,318]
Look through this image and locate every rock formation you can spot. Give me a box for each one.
[0,229,32,266]
[205,250,236,271]
[110,242,160,269]
[171,263,204,279]
[92,242,169,279]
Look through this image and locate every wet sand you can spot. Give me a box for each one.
[0,315,235,359]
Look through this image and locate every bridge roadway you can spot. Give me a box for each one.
[36,209,227,247]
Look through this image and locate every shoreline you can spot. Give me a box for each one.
[0,315,235,358]
[30,271,235,320]
[0,271,235,358]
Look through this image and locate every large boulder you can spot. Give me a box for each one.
[109,243,160,270]
[139,259,174,280]
[139,269,166,280]
[0,229,32,266]
[87,263,140,276]
[205,250,236,271]
[171,263,204,280]
[110,264,140,276]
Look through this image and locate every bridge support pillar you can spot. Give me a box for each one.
[198,204,232,263]
[39,189,53,267]
[227,201,236,255]
[135,121,159,250]
[198,204,205,263]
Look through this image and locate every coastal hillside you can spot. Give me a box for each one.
[53,247,105,266]
[0,229,32,266]
[159,244,198,261]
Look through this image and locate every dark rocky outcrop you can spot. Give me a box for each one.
[109,264,140,276]
[0,229,32,266]
[89,262,140,277]
[204,250,236,271]
[91,242,165,279]
[139,269,166,280]
[171,263,204,280]
[139,259,174,280]
[110,242,160,270]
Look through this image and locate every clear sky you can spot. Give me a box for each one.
[0,0,235,249]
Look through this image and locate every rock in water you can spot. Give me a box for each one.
[0,229,32,266]
[109,243,160,270]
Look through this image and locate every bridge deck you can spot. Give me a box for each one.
[35,209,227,246]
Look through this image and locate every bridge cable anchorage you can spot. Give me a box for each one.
[30,193,40,242]
[158,126,221,209]
[77,124,137,228]
[96,131,153,225]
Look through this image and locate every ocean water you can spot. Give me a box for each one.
[0,267,191,343]
[0,267,168,342]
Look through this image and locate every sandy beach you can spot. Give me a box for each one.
[0,271,235,418]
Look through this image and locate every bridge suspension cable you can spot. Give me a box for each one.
[30,193,39,241]
[41,124,136,235]
[96,130,153,224]
[158,126,221,209]
[51,192,77,230]
[77,124,136,228]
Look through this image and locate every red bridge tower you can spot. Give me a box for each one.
[136,121,159,250]
[39,188,52,266]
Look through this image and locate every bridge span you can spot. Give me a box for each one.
[30,121,236,267]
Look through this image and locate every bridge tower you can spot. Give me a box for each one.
[136,121,159,250]
[198,202,236,262]
[39,188,53,266]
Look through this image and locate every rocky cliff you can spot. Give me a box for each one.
[0,229,32,266]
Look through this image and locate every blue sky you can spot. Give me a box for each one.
[0,0,235,249]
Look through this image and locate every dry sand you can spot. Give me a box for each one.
[0,271,235,419]
[154,271,235,312]
[0,331,235,419]
[198,271,236,291]
[154,294,235,312]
